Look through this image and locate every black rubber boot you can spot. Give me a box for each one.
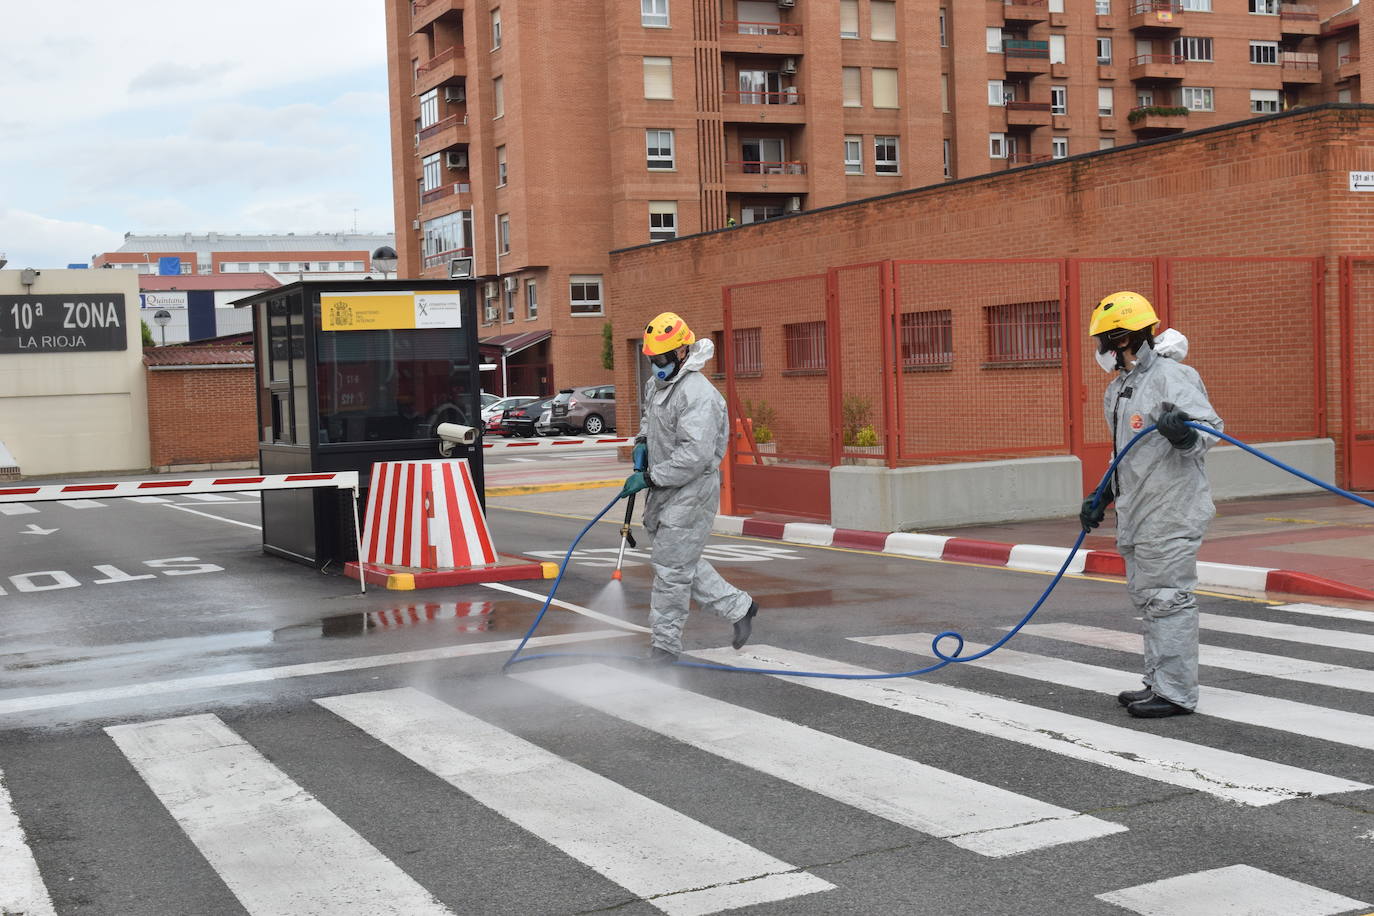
[1117,686,1153,707]
[644,646,678,665]
[732,601,759,650]
[1127,693,1194,718]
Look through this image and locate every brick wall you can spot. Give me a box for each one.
[146,367,258,468]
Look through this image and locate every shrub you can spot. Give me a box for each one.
[744,399,776,444]
[842,394,873,446]
[1127,105,1189,124]
[853,425,879,448]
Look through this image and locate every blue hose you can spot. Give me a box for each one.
[503,423,1371,678]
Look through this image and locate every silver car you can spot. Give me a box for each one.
[550,385,616,435]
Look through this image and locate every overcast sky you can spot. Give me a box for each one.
[0,2,393,269]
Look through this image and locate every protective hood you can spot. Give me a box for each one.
[653,337,715,388]
[1153,328,1189,361]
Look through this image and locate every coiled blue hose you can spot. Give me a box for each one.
[503,422,1372,678]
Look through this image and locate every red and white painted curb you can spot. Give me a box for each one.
[482,436,633,451]
[714,515,1374,602]
[0,472,359,503]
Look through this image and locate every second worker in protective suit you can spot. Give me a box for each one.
[622,311,758,664]
[1080,291,1223,719]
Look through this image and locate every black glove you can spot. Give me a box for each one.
[1156,402,1198,450]
[1079,484,1114,532]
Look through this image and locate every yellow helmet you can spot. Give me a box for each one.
[1089,291,1159,338]
[642,311,696,356]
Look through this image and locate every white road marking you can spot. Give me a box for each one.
[126,496,171,504]
[1276,603,1374,625]
[693,645,1367,806]
[319,688,833,916]
[56,499,104,509]
[163,503,261,529]
[180,493,239,502]
[1201,612,1374,653]
[0,504,39,515]
[514,664,1126,857]
[1097,863,1368,916]
[106,714,452,916]
[1024,622,1374,694]
[482,581,650,632]
[0,630,631,717]
[861,632,1374,752]
[0,769,56,916]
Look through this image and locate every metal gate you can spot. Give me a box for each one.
[1341,257,1374,489]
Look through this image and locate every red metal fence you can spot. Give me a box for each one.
[1341,257,1374,490]
[722,256,1339,520]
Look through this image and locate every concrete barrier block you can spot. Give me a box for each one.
[1204,438,1335,500]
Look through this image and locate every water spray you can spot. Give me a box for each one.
[611,492,636,581]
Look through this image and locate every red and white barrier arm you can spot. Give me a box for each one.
[0,471,360,504]
[482,436,633,451]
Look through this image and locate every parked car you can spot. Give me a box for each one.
[549,385,616,435]
[481,395,540,427]
[500,396,556,438]
[535,401,559,436]
[480,392,500,410]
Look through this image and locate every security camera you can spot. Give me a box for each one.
[436,422,479,456]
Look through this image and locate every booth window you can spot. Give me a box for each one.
[261,295,308,444]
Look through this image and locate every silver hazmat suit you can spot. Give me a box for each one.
[1103,331,1223,710]
[638,338,753,655]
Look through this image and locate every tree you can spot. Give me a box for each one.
[602,321,614,370]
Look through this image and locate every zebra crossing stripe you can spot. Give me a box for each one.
[513,664,1127,858]
[1097,864,1368,916]
[1023,623,1374,694]
[860,633,1374,753]
[1278,603,1374,625]
[1201,613,1374,653]
[0,770,56,916]
[125,495,171,504]
[692,646,1368,806]
[318,688,833,915]
[0,504,38,515]
[181,493,238,502]
[106,714,452,916]
[56,499,104,509]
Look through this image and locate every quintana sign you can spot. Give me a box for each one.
[320,290,464,331]
[0,294,127,354]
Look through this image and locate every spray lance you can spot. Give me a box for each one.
[612,438,649,581]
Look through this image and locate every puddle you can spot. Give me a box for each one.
[272,599,526,641]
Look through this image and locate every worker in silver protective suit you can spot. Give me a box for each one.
[1080,291,1223,718]
[621,311,758,663]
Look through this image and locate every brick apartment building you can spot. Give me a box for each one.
[383,0,1368,400]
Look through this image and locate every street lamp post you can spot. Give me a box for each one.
[372,245,398,280]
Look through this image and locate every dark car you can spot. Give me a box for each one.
[500,396,555,438]
[550,385,616,435]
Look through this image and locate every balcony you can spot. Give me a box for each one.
[1129,0,1183,33]
[1005,152,1053,168]
[411,0,461,33]
[421,246,473,272]
[1128,105,1189,136]
[417,114,468,158]
[1338,53,1361,83]
[719,20,804,56]
[1278,4,1320,38]
[721,89,807,123]
[1002,0,1049,25]
[420,181,470,208]
[1005,100,1052,127]
[723,161,808,195]
[1280,51,1321,84]
[415,46,466,94]
[1129,53,1186,82]
[1002,40,1050,75]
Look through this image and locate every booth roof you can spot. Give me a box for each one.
[479,329,551,356]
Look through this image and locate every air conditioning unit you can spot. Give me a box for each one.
[448,256,474,279]
[786,196,802,212]
[444,84,466,103]
[484,281,499,299]
[412,219,421,230]
[781,57,797,75]
[445,150,468,169]
[777,0,795,7]
[503,276,519,293]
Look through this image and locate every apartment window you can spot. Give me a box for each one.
[493,76,504,117]
[1249,0,1278,12]
[525,280,538,319]
[491,7,501,49]
[646,129,675,169]
[941,74,949,112]
[985,300,1061,364]
[496,145,507,186]
[1096,37,1112,64]
[1250,41,1278,65]
[1173,37,1213,62]
[1179,0,1210,9]
[784,321,827,371]
[649,201,677,242]
[986,28,1003,54]
[1049,34,1066,64]
[842,67,862,107]
[644,56,673,99]
[641,0,669,28]
[874,136,899,173]
[844,135,863,174]
[871,1,896,41]
[989,132,1007,159]
[1098,87,1114,116]
[504,283,515,322]
[1051,85,1067,115]
[1099,137,1116,150]
[422,153,442,191]
[1096,0,1110,13]
[939,9,946,47]
[1049,0,1064,11]
[570,276,603,315]
[1250,88,1281,113]
[988,80,1005,106]
[1052,137,1068,159]
[840,0,859,38]
[733,327,763,376]
[942,139,951,178]
[902,310,953,367]
[873,69,899,109]
[1339,88,1353,103]
[498,214,510,252]
[1180,86,1214,110]
[419,89,439,128]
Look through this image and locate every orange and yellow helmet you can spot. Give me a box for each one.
[1089,291,1160,338]
[642,311,696,356]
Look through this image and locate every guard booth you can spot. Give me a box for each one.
[238,279,483,568]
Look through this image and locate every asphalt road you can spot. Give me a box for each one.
[1,483,1372,915]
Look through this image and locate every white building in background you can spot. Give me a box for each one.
[92,232,396,277]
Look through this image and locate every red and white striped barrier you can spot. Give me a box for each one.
[482,436,633,451]
[0,472,360,504]
[361,459,495,569]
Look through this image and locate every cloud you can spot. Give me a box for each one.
[240,194,394,236]
[129,61,236,93]
[0,209,123,269]
[124,198,200,231]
